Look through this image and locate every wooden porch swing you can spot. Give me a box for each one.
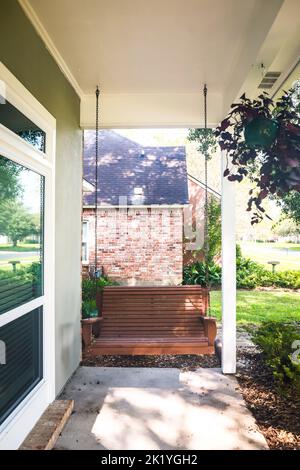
[82,86,217,356]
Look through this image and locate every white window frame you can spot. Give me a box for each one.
[0,62,56,449]
[82,220,89,265]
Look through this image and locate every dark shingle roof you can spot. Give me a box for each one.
[83,130,189,206]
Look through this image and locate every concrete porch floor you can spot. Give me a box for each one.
[55,367,268,450]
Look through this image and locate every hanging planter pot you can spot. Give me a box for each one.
[244,116,278,149]
[215,89,300,225]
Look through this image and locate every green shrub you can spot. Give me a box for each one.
[82,278,97,302]
[236,256,266,288]
[236,243,242,260]
[183,245,300,289]
[252,322,300,397]
[239,267,300,289]
[82,275,118,302]
[236,244,300,289]
[270,271,300,289]
[183,261,221,287]
[82,299,98,319]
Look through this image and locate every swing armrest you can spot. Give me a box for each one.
[81,317,103,349]
[199,316,217,346]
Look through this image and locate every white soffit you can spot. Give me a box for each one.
[19,0,299,126]
[238,0,300,101]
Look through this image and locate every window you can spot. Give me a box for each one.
[82,221,89,263]
[0,308,43,425]
[0,155,44,315]
[0,95,46,153]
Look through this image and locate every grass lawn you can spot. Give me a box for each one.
[240,241,300,271]
[210,289,300,324]
[0,256,39,270]
[0,243,39,252]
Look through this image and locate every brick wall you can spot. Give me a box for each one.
[83,207,183,285]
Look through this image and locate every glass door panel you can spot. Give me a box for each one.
[0,155,44,314]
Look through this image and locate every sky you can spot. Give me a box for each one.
[18,168,42,214]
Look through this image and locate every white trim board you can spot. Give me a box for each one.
[0,62,56,165]
[0,63,56,449]
[18,0,83,99]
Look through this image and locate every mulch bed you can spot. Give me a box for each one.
[81,352,220,369]
[81,348,300,450]
[236,348,300,450]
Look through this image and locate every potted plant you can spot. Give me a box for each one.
[81,275,119,348]
[82,299,98,319]
[81,280,102,349]
[215,89,300,224]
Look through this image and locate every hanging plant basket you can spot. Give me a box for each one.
[244,116,278,149]
[215,90,300,224]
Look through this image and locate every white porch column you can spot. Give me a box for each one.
[221,152,236,374]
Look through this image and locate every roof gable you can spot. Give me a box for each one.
[83,130,189,206]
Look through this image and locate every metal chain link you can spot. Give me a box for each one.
[94,86,100,278]
[203,84,211,315]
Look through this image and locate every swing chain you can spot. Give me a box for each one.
[94,86,100,279]
[203,84,211,315]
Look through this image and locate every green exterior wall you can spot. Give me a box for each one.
[0,0,82,394]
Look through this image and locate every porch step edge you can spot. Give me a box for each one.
[19,399,74,450]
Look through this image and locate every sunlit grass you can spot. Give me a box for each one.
[240,241,300,271]
[0,256,39,269]
[0,243,39,252]
[210,290,300,324]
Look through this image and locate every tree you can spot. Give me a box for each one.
[275,80,300,226]
[273,218,300,237]
[206,196,221,262]
[187,128,217,158]
[277,191,300,226]
[0,201,38,246]
[0,156,22,201]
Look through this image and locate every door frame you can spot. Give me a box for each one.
[0,62,56,449]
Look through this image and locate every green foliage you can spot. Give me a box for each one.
[18,130,45,152]
[183,261,221,287]
[0,201,38,246]
[272,216,299,237]
[26,262,42,293]
[216,86,300,224]
[0,156,22,201]
[236,243,242,259]
[184,245,300,289]
[187,128,217,159]
[237,257,300,289]
[206,197,221,263]
[277,190,300,227]
[0,262,42,300]
[186,197,221,263]
[82,276,118,302]
[82,299,98,319]
[82,278,97,302]
[252,322,300,397]
[236,254,266,289]
[0,267,32,282]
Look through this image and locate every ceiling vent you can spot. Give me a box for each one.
[258,71,281,89]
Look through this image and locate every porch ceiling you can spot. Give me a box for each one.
[20,0,300,127]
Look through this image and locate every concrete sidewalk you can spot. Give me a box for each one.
[55,367,268,450]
